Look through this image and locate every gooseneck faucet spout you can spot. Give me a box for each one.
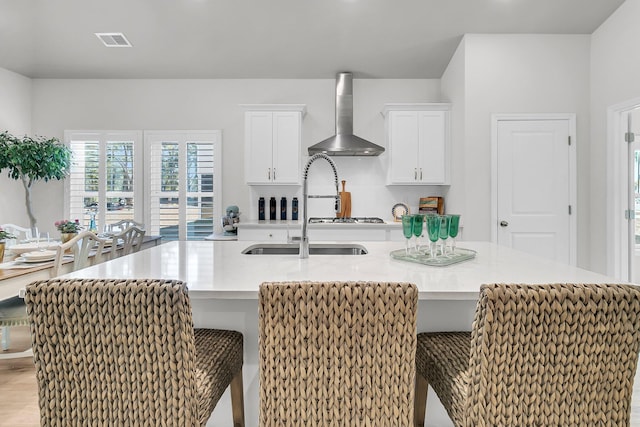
[301,153,340,258]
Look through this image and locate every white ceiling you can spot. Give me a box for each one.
[0,0,625,79]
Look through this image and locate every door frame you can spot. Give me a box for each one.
[607,97,640,280]
[491,113,577,265]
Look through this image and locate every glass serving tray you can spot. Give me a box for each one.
[390,247,477,267]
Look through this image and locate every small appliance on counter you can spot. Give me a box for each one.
[221,205,240,235]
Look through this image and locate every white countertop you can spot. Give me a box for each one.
[62,240,623,300]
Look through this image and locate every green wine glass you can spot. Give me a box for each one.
[412,214,424,253]
[439,215,451,256]
[426,215,440,258]
[448,214,461,254]
[401,215,414,255]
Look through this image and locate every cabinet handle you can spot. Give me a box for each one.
[420,168,423,180]
[273,168,276,180]
[414,168,417,180]
[268,168,271,180]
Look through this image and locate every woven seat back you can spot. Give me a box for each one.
[258,281,418,427]
[25,278,200,426]
[468,283,640,426]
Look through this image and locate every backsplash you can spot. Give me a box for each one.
[244,156,449,222]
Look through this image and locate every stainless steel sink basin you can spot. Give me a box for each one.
[242,243,368,255]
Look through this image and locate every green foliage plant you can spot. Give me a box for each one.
[0,131,72,229]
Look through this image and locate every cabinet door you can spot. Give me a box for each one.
[417,110,447,184]
[388,111,420,184]
[272,112,301,184]
[245,112,274,184]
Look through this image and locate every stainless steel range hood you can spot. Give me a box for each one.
[308,72,385,156]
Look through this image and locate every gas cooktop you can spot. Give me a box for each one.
[308,217,385,224]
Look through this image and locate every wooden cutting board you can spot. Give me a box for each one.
[338,180,352,218]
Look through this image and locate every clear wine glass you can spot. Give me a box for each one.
[31,227,40,249]
[401,215,414,255]
[439,215,451,256]
[448,214,461,254]
[412,214,424,254]
[426,215,440,258]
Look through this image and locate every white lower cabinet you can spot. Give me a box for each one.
[237,228,290,241]
[237,223,401,242]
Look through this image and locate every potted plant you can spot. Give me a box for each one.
[55,219,82,243]
[0,131,72,230]
[0,226,16,261]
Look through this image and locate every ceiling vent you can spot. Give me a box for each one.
[95,32,132,47]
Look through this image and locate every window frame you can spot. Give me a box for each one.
[64,130,144,230]
[144,130,222,241]
[64,129,222,241]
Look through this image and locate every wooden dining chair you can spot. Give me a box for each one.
[109,225,146,259]
[51,230,108,277]
[25,278,245,426]
[259,281,418,426]
[414,283,640,427]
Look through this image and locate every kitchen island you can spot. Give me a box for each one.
[61,240,631,427]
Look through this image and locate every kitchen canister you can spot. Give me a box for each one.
[269,197,277,221]
[280,197,287,220]
[258,197,265,221]
[292,197,299,221]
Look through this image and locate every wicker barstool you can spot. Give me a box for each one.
[259,281,418,426]
[414,283,640,427]
[25,278,245,427]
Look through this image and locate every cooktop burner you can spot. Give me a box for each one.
[308,217,385,224]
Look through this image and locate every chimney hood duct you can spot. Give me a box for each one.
[308,72,385,156]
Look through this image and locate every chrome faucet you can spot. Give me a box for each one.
[301,153,340,258]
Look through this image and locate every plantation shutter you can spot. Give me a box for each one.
[66,131,142,232]
[146,131,220,241]
[68,139,99,228]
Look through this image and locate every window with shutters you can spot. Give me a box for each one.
[65,131,143,232]
[145,131,221,241]
[65,130,221,241]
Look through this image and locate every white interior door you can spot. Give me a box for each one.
[494,116,575,264]
[627,109,640,283]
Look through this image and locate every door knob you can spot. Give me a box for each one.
[500,220,509,227]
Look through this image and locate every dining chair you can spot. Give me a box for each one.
[0,295,32,359]
[25,278,245,426]
[51,230,108,277]
[107,219,144,233]
[109,225,146,259]
[0,223,32,245]
[414,283,640,427]
[258,281,418,426]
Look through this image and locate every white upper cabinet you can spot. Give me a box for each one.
[382,103,451,185]
[242,104,306,185]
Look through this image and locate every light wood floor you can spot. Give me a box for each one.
[2,326,640,427]
[0,326,39,427]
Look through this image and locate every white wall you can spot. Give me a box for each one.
[440,37,467,221]
[461,34,592,267]
[23,78,441,231]
[0,67,32,226]
[591,0,640,275]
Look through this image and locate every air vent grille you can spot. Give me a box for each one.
[95,32,132,47]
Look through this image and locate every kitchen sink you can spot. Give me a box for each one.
[242,243,368,255]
